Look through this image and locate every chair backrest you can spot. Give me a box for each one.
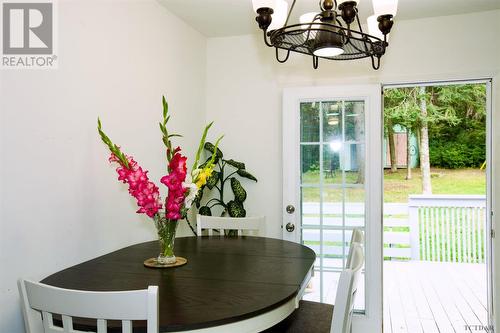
[18,279,158,333]
[331,243,364,333]
[196,214,265,236]
[346,228,364,269]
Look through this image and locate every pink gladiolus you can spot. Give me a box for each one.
[111,154,162,218]
[160,147,188,220]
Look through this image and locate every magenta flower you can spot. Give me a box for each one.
[111,154,162,218]
[160,148,188,220]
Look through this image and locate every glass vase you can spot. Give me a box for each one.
[153,214,179,265]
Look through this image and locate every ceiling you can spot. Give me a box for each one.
[158,0,500,37]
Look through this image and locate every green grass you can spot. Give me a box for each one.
[301,168,486,203]
[383,168,486,202]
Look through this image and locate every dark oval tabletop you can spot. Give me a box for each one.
[41,236,316,332]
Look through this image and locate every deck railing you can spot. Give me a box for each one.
[302,195,487,265]
[408,195,487,263]
[384,195,487,263]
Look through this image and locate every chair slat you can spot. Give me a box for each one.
[121,320,132,333]
[42,312,53,332]
[62,315,72,333]
[196,215,265,237]
[97,319,107,333]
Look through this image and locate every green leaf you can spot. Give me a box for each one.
[162,96,168,120]
[207,135,224,167]
[97,117,129,168]
[204,142,223,158]
[193,185,205,208]
[206,171,219,190]
[192,122,214,170]
[199,156,211,169]
[227,200,246,218]
[198,206,212,216]
[224,159,245,170]
[230,177,247,202]
[237,169,257,182]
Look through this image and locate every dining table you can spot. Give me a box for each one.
[41,236,316,333]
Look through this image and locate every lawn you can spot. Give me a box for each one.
[383,168,486,202]
[302,168,486,203]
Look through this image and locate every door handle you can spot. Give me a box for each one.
[286,205,295,214]
[286,223,295,232]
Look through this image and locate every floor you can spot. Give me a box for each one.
[303,261,488,333]
[384,261,488,333]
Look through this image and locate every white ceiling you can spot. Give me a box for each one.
[159,0,500,37]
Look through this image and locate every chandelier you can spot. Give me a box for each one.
[251,0,398,69]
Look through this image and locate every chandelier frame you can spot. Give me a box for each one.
[254,0,395,69]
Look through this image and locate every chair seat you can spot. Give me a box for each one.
[262,300,333,333]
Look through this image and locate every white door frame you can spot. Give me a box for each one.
[282,84,383,332]
[383,79,494,330]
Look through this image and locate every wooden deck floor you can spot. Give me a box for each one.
[384,261,488,333]
[303,261,488,333]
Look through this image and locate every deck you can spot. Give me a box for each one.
[303,261,488,333]
[384,261,488,333]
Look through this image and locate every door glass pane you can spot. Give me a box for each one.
[344,144,365,185]
[302,188,320,226]
[300,100,366,311]
[323,145,342,185]
[345,101,365,142]
[323,188,342,227]
[323,101,343,143]
[346,188,365,227]
[301,102,320,142]
[301,145,320,184]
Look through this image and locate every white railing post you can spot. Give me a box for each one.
[408,199,420,260]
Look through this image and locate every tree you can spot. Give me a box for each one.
[386,118,397,173]
[419,86,432,194]
[384,86,460,193]
[406,127,412,180]
[384,88,421,180]
[428,84,486,168]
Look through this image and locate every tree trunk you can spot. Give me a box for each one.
[354,102,365,184]
[406,127,412,180]
[387,120,397,173]
[419,86,432,194]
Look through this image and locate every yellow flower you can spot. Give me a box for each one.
[195,168,214,188]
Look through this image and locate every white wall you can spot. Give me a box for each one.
[0,1,207,332]
[206,9,500,237]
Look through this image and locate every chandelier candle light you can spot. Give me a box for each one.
[98,97,222,267]
[252,0,398,69]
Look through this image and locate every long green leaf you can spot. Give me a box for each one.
[97,117,129,168]
[192,122,214,170]
[236,169,257,182]
[162,96,168,120]
[208,135,224,166]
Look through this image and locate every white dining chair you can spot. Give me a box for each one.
[331,243,364,333]
[346,228,364,269]
[263,243,364,333]
[18,279,159,333]
[196,214,265,236]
